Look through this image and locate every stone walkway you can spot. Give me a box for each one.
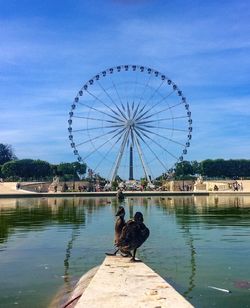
[75,256,193,308]
[0,182,34,194]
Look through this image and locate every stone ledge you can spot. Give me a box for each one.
[75,256,193,308]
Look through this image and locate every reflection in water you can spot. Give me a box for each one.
[159,197,197,298]
[182,227,196,299]
[0,197,113,244]
[0,195,250,308]
[63,226,81,285]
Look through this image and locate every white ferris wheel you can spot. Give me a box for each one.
[68,65,192,184]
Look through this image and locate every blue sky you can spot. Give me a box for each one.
[1,0,250,173]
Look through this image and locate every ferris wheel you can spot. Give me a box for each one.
[68,65,192,183]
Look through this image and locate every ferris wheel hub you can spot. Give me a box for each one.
[126,119,135,128]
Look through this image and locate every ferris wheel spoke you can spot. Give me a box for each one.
[137,80,165,118]
[137,115,189,125]
[111,81,128,120]
[97,80,117,106]
[86,89,123,121]
[152,89,175,108]
[137,126,185,147]
[127,102,131,118]
[136,101,182,123]
[110,129,130,182]
[139,136,169,171]
[145,80,165,103]
[134,128,179,160]
[97,80,127,120]
[76,126,126,147]
[77,101,122,122]
[139,74,153,102]
[112,80,123,105]
[115,105,127,120]
[73,115,103,122]
[134,136,152,184]
[131,102,141,120]
[137,124,187,132]
[93,132,124,172]
[73,115,122,124]
[134,103,148,121]
[72,123,125,133]
[132,127,148,144]
[136,74,153,112]
[82,128,127,161]
[142,102,183,121]
[135,90,175,122]
[114,101,128,120]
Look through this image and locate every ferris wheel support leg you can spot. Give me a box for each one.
[134,137,153,186]
[110,130,129,183]
[129,145,134,180]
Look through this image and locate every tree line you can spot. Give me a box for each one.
[174,159,250,179]
[0,144,86,181]
[1,143,250,181]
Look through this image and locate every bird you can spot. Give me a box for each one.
[116,212,150,262]
[105,206,127,256]
[114,206,126,245]
[117,189,125,201]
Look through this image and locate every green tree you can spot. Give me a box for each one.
[57,163,74,177]
[56,162,86,181]
[1,159,52,180]
[1,161,17,179]
[200,159,250,178]
[191,161,201,175]
[200,159,215,177]
[175,161,193,177]
[73,161,87,179]
[32,160,52,179]
[0,144,17,165]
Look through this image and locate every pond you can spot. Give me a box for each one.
[0,195,250,307]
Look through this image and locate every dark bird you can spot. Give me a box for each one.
[116,212,150,262]
[105,206,126,256]
[114,206,126,246]
[117,189,125,201]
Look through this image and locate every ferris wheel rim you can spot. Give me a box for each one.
[68,64,192,181]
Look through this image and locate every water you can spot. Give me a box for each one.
[0,195,250,308]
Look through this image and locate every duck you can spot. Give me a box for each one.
[105,206,126,256]
[117,189,125,201]
[114,206,126,245]
[116,212,150,262]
